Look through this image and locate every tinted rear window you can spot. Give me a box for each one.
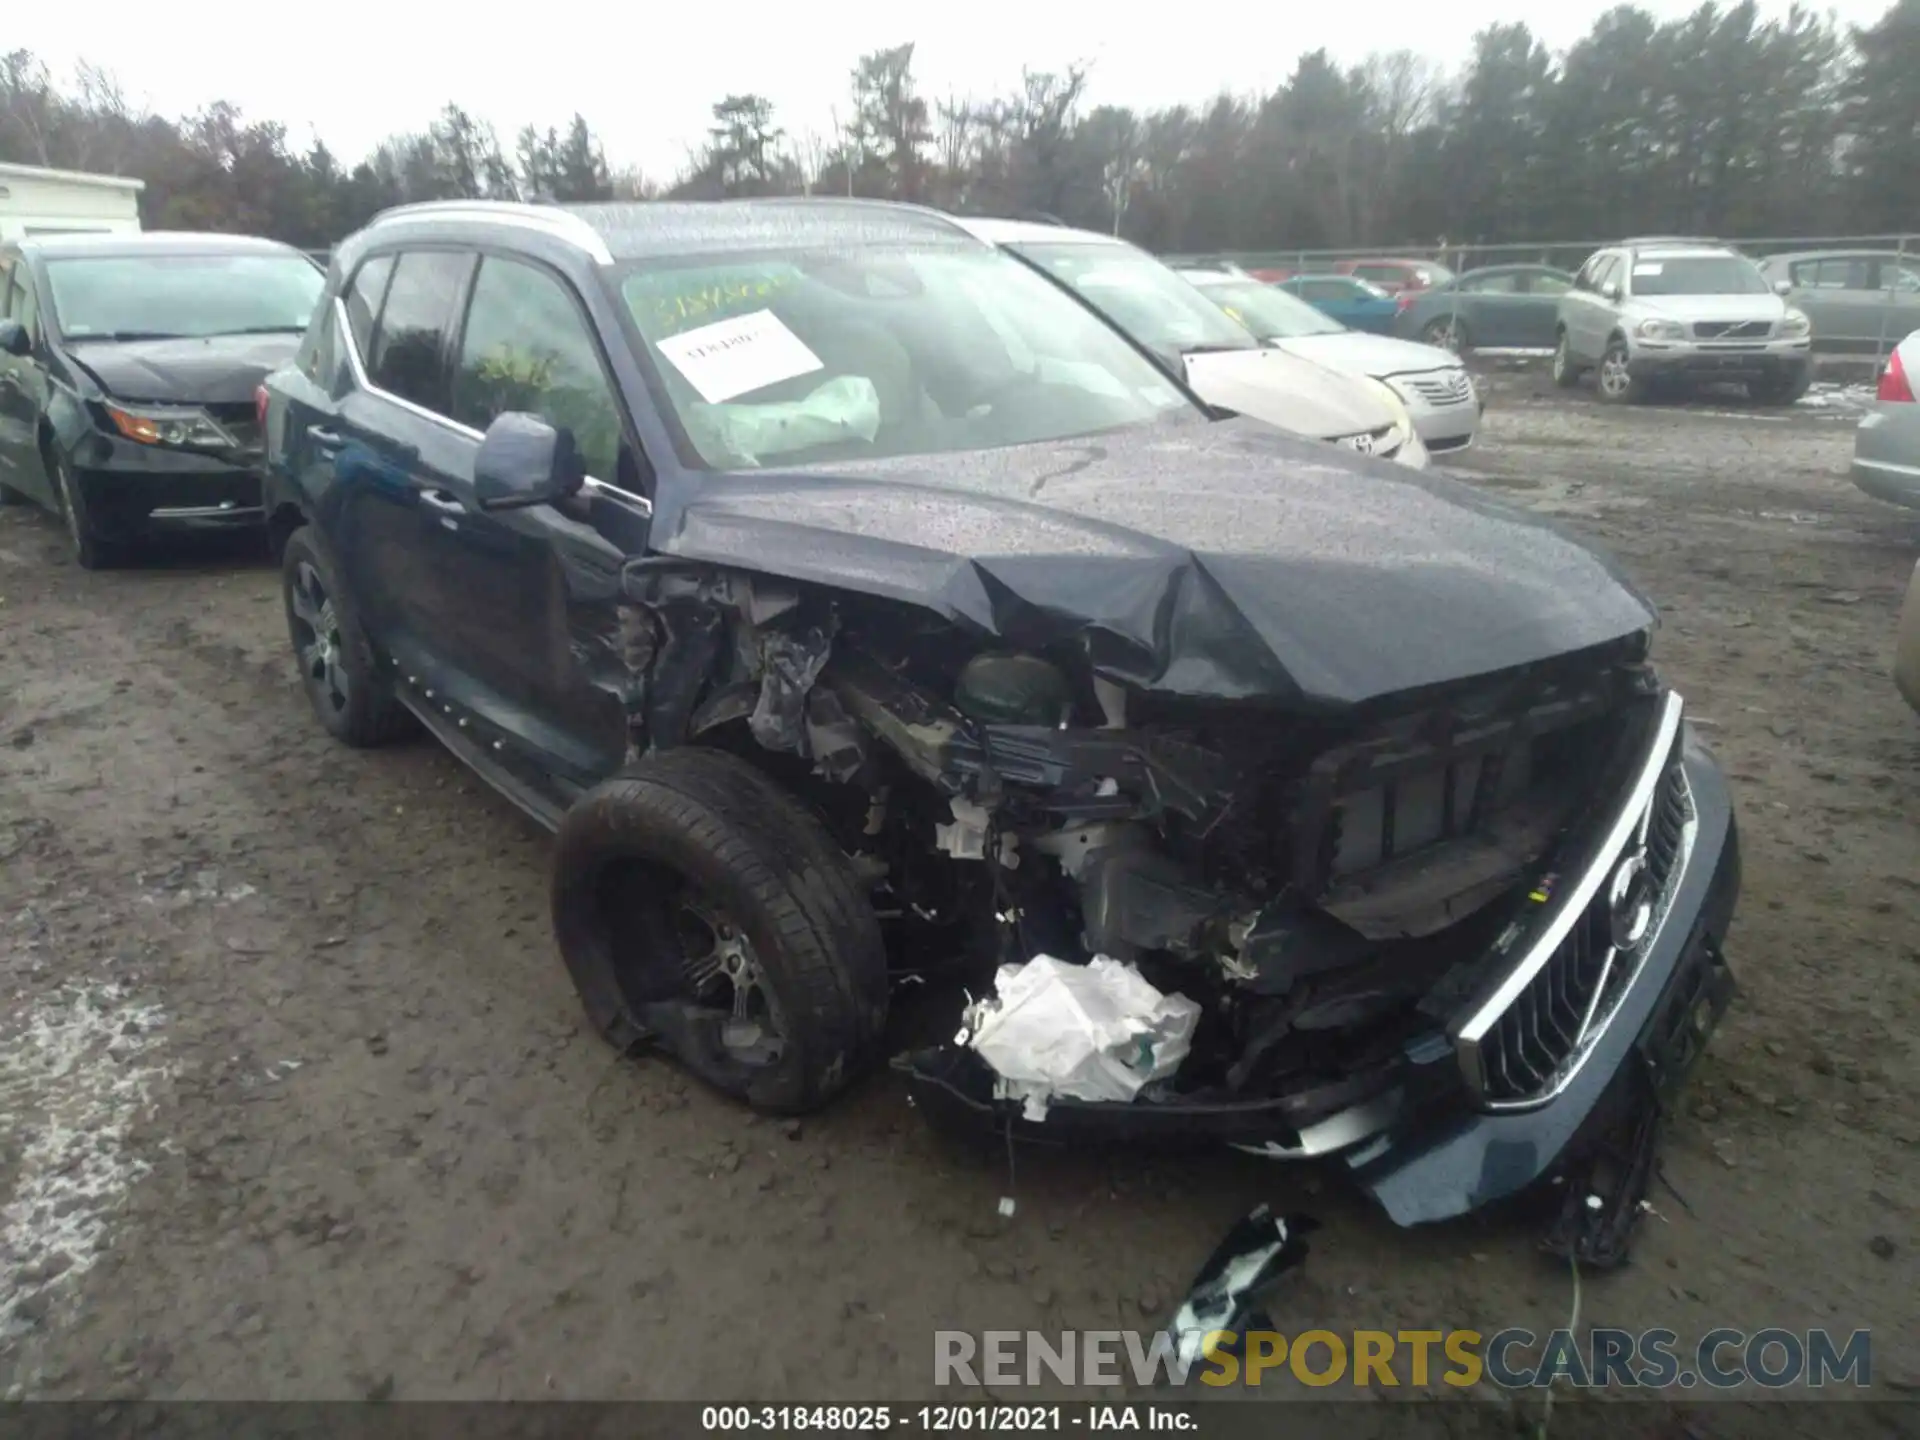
[367,251,473,413]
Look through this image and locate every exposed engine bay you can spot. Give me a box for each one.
[612,557,1673,1146]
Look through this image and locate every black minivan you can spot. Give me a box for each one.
[258,198,1739,1262]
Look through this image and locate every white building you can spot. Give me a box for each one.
[0,161,144,243]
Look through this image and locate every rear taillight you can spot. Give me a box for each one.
[255,383,270,431]
[1880,349,1915,403]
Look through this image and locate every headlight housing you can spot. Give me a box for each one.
[1635,318,1687,342]
[103,402,237,450]
[1779,308,1811,339]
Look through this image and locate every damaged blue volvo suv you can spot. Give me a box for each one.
[258,199,1739,1265]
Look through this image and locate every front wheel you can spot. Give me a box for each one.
[1551,331,1582,388]
[1748,368,1811,406]
[1596,341,1647,405]
[551,747,889,1115]
[49,455,120,569]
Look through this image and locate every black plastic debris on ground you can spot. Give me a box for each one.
[1161,1203,1319,1376]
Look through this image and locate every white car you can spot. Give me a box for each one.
[947,217,1429,468]
[1177,265,1483,454]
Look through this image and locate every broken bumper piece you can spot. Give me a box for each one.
[900,730,1739,1228]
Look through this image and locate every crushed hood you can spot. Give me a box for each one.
[63,333,302,405]
[1181,349,1396,441]
[645,417,1655,709]
[1273,330,1462,379]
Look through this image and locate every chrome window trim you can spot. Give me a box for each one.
[1449,690,1688,1097]
[330,294,652,517]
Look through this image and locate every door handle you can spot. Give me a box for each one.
[420,489,466,515]
[307,425,343,452]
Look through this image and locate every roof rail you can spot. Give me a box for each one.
[1621,234,1726,247]
[367,200,613,263]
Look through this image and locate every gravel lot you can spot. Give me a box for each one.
[1,367,1916,1406]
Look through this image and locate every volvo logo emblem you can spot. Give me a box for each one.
[1606,849,1654,952]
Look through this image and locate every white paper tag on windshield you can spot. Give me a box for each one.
[655,308,823,404]
[1632,263,1664,277]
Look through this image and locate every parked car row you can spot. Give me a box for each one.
[1229,243,1918,357]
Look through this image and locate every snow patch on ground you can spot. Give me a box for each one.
[1796,382,1876,414]
[0,980,171,1340]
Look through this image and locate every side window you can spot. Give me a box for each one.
[297,301,344,393]
[1887,264,1920,295]
[1594,256,1623,295]
[12,272,38,341]
[1462,272,1521,295]
[1802,258,1870,290]
[343,254,393,365]
[450,256,625,481]
[0,260,13,318]
[1302,279,1344,301]
[1529,271,1573,296]
[367,251,472,415]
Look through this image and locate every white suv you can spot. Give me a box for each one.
[1552,241,1812,405]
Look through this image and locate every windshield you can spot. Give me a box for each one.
[1188,278,1346,339]
[45,253,325,341]
[618,244,1193,471]
[1629,256,1769,297]
[1006,242,1259,367]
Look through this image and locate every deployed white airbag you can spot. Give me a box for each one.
[958,954,1201,1121]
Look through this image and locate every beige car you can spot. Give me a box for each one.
[1897,559,1920,714]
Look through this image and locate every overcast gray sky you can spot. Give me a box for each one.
[11,0,1893,182]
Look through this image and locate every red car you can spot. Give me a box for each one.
[1335,257,1455,294]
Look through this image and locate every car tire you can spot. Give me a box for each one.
[1596,340,1646,405]
[280,526,417,747]
[1551,331,1582,388]
[48,453,121,569]
[1748,369,1811,406]
[1423,316,1468,353]
[551,746,889,1116]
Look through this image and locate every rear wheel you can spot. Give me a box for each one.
[551,747,889,1115]
[1551,330,1582,388]
[1596,340,1646,405]
[280,527,416,747]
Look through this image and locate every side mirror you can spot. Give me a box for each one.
[1773,278,1792,296]
[473,412,584,513]
[0,319,30,358]
[1601,283,1622,302]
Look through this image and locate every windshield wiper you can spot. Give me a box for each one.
[218,325,309,335]
[65,330,187,343]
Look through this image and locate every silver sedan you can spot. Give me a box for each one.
[1854,330,1920,508]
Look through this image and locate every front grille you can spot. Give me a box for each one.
[1693,319,1772,340]
[1399,370,1474,407]
[1454,693,1696,1108]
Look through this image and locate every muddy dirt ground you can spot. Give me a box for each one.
[1,368,1916,1409]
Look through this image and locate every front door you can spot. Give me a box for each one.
[413,250,650,791]
[0,260,54,506]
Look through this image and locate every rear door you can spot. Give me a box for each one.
[1516,268,1573,346]
[1869,258,1920,350]
[329,247,479,693]
[1454,269,1531,346]
[1788,256,1877,345]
